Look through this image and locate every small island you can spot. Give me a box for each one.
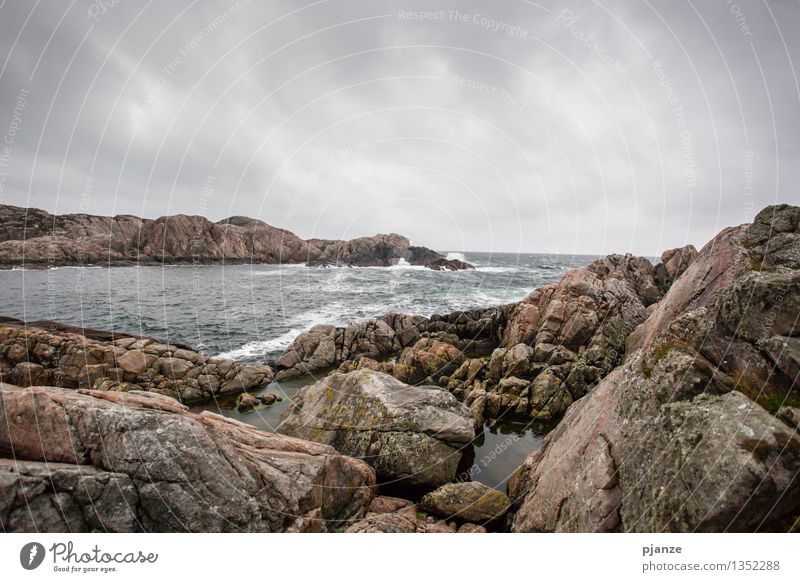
[0,204,473,271]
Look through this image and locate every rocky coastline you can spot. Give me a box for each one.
[1,204,798,532]
[0,204,473,271]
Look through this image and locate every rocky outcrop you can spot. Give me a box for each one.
[654,244,699,292]
[420,482,510,523]
[0,204,472,271]
[275,306,511,380]
[0,320,273,402]
[276,370,474,488]
[339,338,466,384]
[0,384,375,532]
[439,253,661,423]
[508,205,800,532]
[279,253,661,426]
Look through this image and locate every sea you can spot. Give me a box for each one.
[0,251,600,491]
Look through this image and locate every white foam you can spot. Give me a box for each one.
[445,252,466,262]
[349,262,427,271]
[476,266,518,273]
[217,328,303,359]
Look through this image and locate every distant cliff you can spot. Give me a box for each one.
[0,204,473,270]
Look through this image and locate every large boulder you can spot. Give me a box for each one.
[663,245,693,278]
[508,205,800,532]
[392,338,466,384]
[276,369,475,487]
[420,482,510,523]
[0,384,375,532]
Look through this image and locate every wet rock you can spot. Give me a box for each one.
[259,393,279,405]
[276,369,474,487]
[237,392,260,412]
[0,384,375,532]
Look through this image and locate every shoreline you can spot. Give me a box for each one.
[0,204,798,532]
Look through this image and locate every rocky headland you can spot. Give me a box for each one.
[1,204,798,533]
[0,204,473,271]
[0,317,274,402]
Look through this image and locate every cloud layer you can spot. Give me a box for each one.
[1,0,798,255]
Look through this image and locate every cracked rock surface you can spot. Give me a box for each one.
[276,369,474,487]
[0,320,273,402]
[0,384,375,532]
[508,205,800,532]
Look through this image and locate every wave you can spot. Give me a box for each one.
[217,328,303,359]
[476,266,518,273]
[251,264,308,275]
[445,252,466,262]
[350,262,428,271]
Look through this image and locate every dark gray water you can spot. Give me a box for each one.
[0,251,598,490]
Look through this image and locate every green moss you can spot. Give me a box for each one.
[737,384,800,415]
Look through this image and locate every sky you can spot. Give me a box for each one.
[0,0,798,256]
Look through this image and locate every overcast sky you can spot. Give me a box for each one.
[0,0,797,255]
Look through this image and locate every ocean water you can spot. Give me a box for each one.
[0,251,599,490]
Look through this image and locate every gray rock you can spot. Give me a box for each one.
[0,321,273,402]
[277,369,475,487]
[420,482,510,522]
[0,384,375,532]
[509,206,800,532]
[276,307,511,379]
[778,406,800,429]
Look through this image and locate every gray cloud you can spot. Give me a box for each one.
[0,0,797,255]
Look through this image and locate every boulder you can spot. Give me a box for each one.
[393,338,465,384]
[420,482,510,523]
[658,244,698,283]
[0,384,375,532]
[116,349,150,374]
[508,205,800,532]
[276,369,475,487]
[237,392,260,412]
